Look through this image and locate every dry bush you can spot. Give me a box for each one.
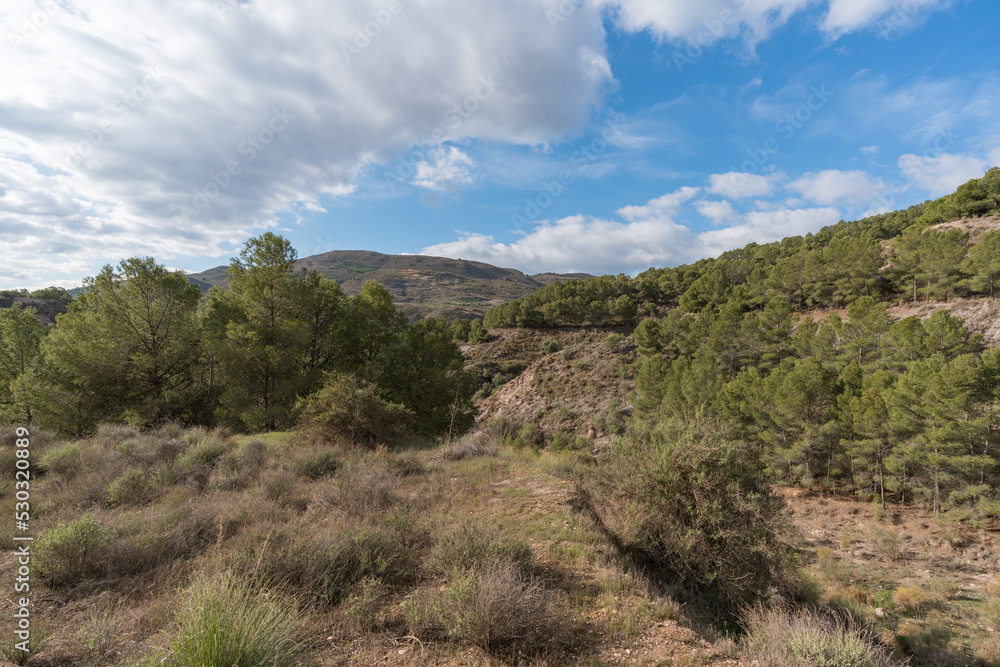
[179,427,234,468]
[259,469,303,508]
[287,445,339,479]
[868,524,910,562]
[741,605,895,667]
[436,433,499,461]
[986,576,1000,598]
[406,557,553,653]
[236,439,269,477]
[105,468,155,506]
[893,585,930,616]
[93,423,141,449]
[235,522,421,607]
[311,457,399,517]
[427,524,533,577]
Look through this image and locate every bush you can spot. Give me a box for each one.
[868,524,909,562]
[311,458,398,517]
[106,468,152,506]
[35,514,112,587]
[244,524,419,607]
[583,417,796,624]
[296,373,414,448]
[741,605,895,667]
[604,333,622,352]
[540,338,561,355]
[288,446,339,479]
[39,443,82,476]
[428,525,533,577]
[406,558,551,652]
[170,572,307,667]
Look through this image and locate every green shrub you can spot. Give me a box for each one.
[540,338,561,355]
[170,572,307,667]
[604,333,622,352]
[514,422,541,449]
[584,417,796,624]
[180,428,233,468]
[39,443,82,476]
[296,372,414,448]
[35,514,112,587]
[106,468,152,506]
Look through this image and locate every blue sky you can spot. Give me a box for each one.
[1,0,999,288]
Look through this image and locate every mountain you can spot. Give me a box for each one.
[186,250,590,320]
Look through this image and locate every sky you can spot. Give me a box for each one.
[1,0,999,289]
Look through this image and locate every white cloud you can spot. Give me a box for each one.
[695,200,737,224]
[422,215,698,275]
[822,0,950,37]
[898,152,991,196]
[707,172,773,198]
[789,169,884,205]
[860,145,880,155]
[616,186,699,222]
[601,0,809,47]
[0,0,613,287]
[698,206,843,255]
[423,187,842,275]
[412,146,474,191]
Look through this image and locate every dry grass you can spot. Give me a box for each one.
[740,605,895,667]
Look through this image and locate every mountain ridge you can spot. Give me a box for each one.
[186,249,591,320]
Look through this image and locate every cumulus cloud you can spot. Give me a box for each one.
[423,186,842,275]
[0,0,612,286]
[601,0,809,47]
[789,169,884,205]
[616,186,699,222]
[695,199,738,224]
[707,172,773,198]
[412,147,475,191]
[898,152,992,196]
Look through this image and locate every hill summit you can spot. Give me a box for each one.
[186,250,590,321]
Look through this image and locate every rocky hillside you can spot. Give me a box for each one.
[187,250,590,321]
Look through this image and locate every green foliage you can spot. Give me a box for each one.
[585,418,796,623]
[35,514,112,587]
[170,573,307,667]
[362,317,475,437]
[540,337,561,355]
[32,258,204,433]
[0,304,46,423]
[296,372,414,448]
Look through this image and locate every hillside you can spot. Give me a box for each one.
[187,250,590,321]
